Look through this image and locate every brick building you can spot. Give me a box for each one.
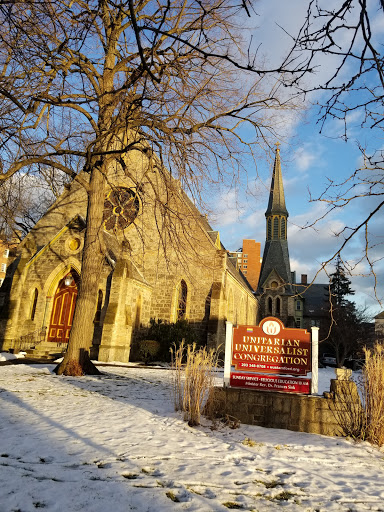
[0,241,9,289]
[228,240,261,291]
[0,236,19,289]
[0,150,257,361]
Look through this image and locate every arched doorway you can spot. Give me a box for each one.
[48,270,79,343]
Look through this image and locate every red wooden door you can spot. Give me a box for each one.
[48,274,78,342]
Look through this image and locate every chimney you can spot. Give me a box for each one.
[301,274,307,285]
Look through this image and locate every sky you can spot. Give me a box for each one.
[2,361,384,511]
[209,0,384,316]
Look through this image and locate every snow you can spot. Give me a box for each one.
[0,362,383,511]
[0,351,25,361]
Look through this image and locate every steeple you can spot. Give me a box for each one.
[266,143,288,217]
[257,144,293,294]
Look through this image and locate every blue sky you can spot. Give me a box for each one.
[208,0,384,316]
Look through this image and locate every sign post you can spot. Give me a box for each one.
[223,320,233,388]
[311,326,319,395]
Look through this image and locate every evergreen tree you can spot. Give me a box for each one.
[329,254,355,307]
[323,255,368,367]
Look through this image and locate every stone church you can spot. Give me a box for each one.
[0,149,257,361]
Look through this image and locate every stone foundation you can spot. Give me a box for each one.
[210,386,344,436]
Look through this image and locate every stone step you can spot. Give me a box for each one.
[25,345,67,358]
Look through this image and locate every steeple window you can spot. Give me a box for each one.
[281,217,286,240]
[267,215,287,241]
[273,217,279,239]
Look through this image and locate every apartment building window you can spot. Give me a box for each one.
[243,265,247,269]
[1,263,6,273]
[3,249,9,258]
[243,259,248,263]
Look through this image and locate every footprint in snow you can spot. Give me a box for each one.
[165,489,191,503]
[141,467,162,477]
[203,488,216,499]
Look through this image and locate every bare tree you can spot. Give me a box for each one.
[0,0,301,374]
[284,0,384,297]
[0,172,66,239]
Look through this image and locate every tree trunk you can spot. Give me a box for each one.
[54,165,106,376]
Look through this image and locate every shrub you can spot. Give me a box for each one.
[138,339,160,364]
[136,318,199,362]
[361,344,384,446]
[332,344,384,446]
[171,341,219,426]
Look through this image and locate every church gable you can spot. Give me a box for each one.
[261,268,287,293]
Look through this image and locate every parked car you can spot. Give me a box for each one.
[319,353,337,367]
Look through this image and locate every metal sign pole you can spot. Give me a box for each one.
[223,321,233,388]
[311,326,319,395]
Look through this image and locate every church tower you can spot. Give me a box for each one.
[257,144,295,326]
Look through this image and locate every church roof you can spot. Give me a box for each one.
[294,283,330,317]
[265,146,288,217]
[257,239,292,292]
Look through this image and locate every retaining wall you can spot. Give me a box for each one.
[210,380,352,436]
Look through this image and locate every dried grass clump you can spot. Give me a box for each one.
[171,341,219,426]
[361,344,384,446]
[62,359,84,376]
[332,344,384,446]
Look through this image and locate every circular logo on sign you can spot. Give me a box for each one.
[262,320,281,335]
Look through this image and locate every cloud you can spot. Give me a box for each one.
[293,141,327,172]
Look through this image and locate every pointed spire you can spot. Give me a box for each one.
[257,143,292,295]
[266,143,288,218]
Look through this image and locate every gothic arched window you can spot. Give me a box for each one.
[268,297,273,314]
[30,289,38,321]
[135,295,142,329]
[94,290,103,323]
[267,217,272,240]
[176,280,188,320]
[276,297,281,315]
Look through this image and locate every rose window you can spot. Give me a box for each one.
[103,187,139,232]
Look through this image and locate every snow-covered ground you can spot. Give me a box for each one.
[0,351,26,361]
[0,362,383,512]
